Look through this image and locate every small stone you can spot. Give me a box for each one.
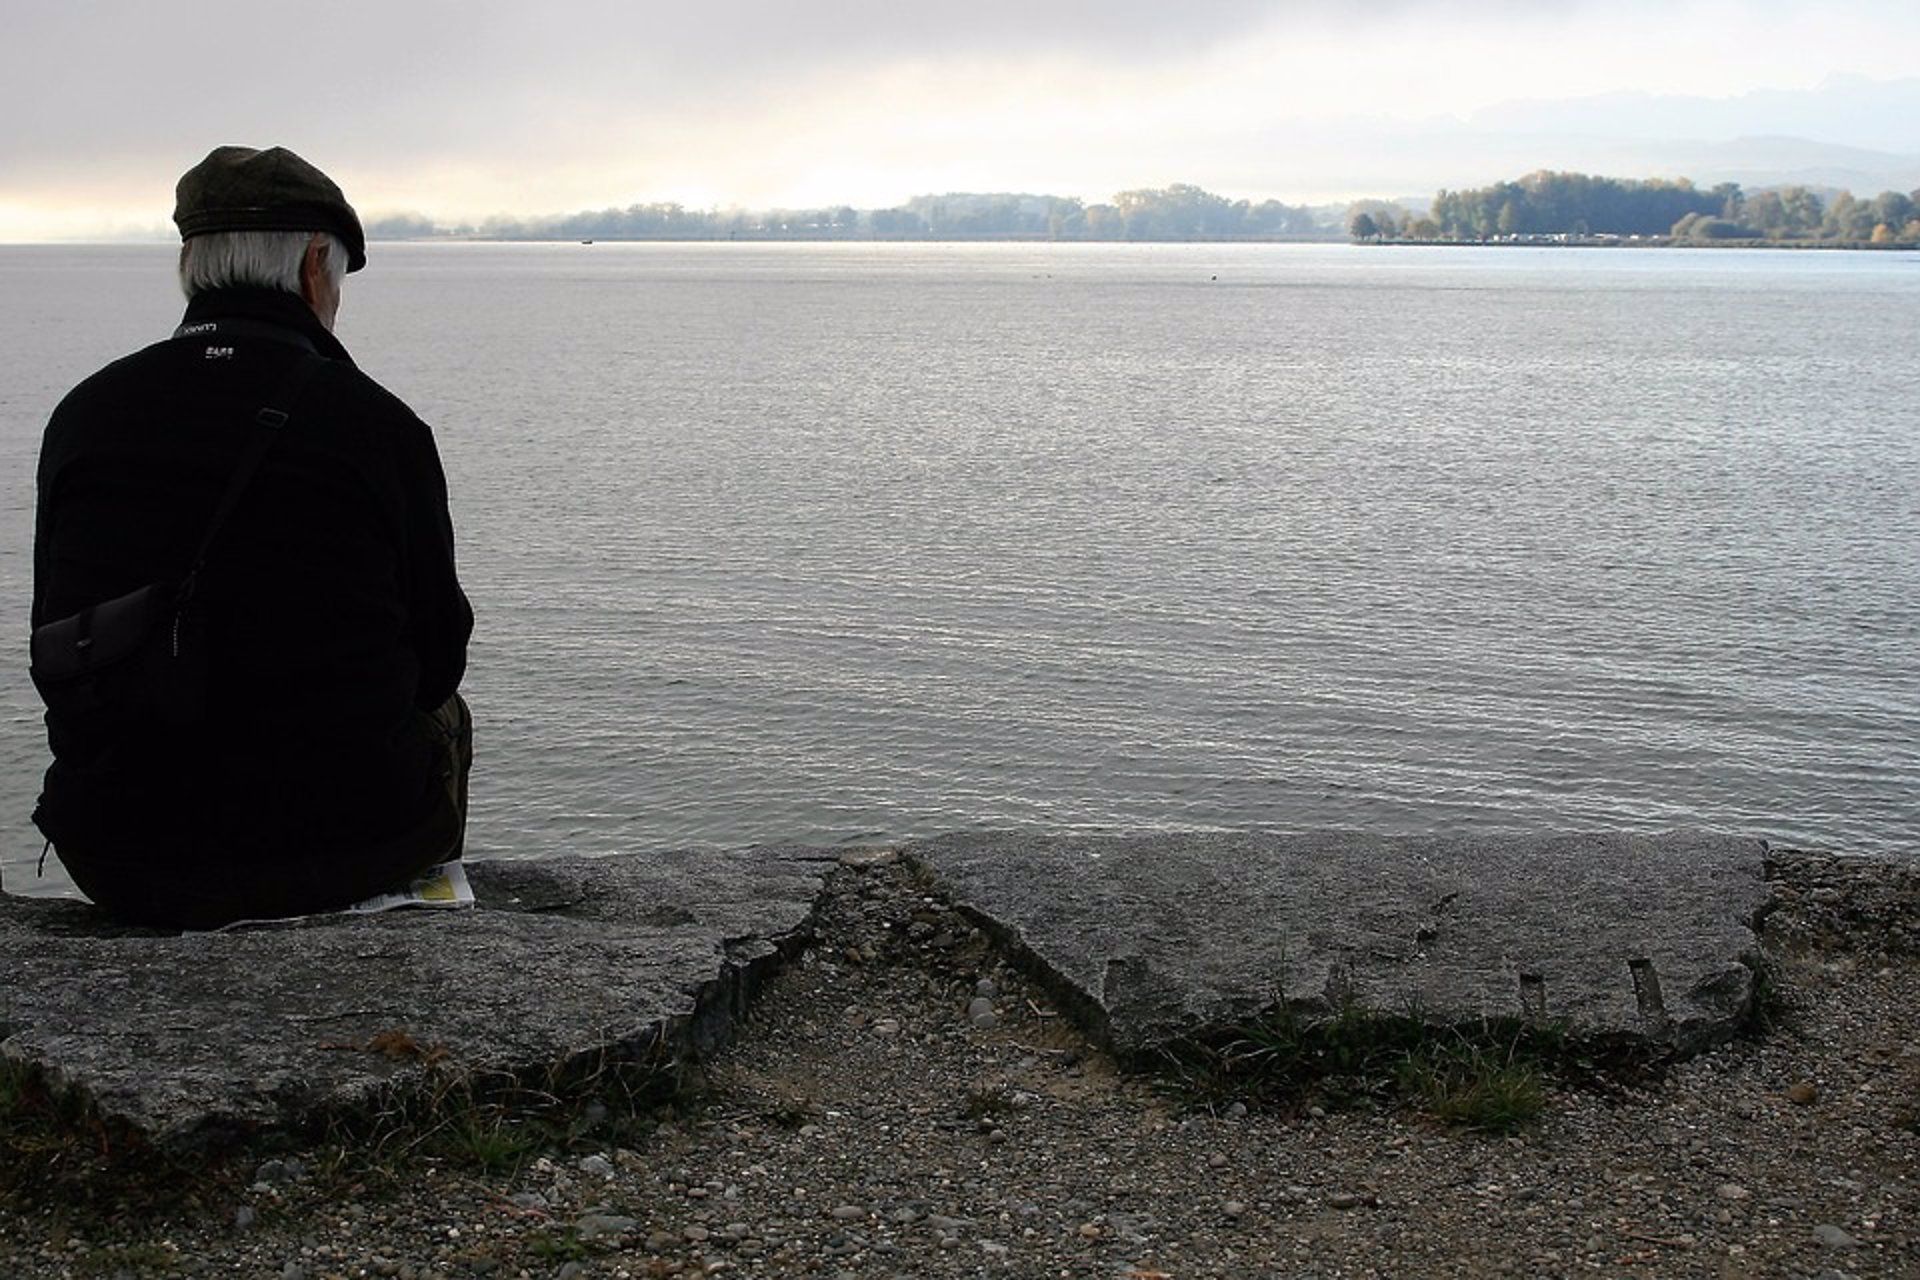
[555,1265,585,1280]
[254,1159,288,1185]
[1225,1102,1248,1120]
[975,979,998,999]
[1788,1082,1819,1106]
[831,1205,865,1221]
[581,1100,610,1127]
[1717,1183,1751,1201]
[872,1018,902,1037]
[1328,1193,1361,1210]
[967,997,999,1029]
[1813,1224,1858,1249]
[507,1192,548,1211]
[1307,1105,1327,1119]
[1207,1153,1228,1169]
[684,1225,711,1243]
[234,1205,257,1230]
[577,1154,615,1178]
[1223,1201,1246,1217]
[575,1213,637,1241]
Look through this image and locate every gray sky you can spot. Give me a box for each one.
[3,0,1917,238]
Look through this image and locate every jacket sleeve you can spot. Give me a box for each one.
[395,414,473,710]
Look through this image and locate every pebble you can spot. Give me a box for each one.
[831,1204,865,1221]
[1207,1153,1229,1169]
[574,1213,637,1241]
[1329,1193,1361,1210]
[872,1018,902,1036]
[1717,1183,1751,1201]
[577,1154,614,1178]
[234,1206,257,1231]
[975,978,998,999]
[1788,1082,1819,1105]
[967,996,999,1029]
[1224,1201,1246,1217]
[1813,1224,1859,1249]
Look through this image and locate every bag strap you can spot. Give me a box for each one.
[177,350,328,601]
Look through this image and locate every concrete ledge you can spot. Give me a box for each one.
[0,831,1813,1155]
[0,847,837,1151]
[905,830,1771,1059]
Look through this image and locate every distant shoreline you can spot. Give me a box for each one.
[1359,235,1920,251]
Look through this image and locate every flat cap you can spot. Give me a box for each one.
[174,145,366,272]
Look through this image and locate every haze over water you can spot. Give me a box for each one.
[2,242,1916,895]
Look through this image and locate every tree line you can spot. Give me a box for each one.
[1349,171,1920,244]
[366,184,1335,243]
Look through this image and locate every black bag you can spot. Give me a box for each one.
[29,331,324,731]
[29,580,206,728]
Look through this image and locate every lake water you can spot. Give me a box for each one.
[2,241,1917,896]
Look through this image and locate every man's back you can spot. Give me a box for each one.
[34,286,472,871]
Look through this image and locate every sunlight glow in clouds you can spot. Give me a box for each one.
[1,1,1916,238]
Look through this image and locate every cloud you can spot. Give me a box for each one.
[2,0,1916,234]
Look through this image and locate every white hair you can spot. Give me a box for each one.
[177,229,348,299]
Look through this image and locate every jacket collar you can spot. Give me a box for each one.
[179,288,355,365]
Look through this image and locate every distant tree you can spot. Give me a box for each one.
[1349,211,1378,240]
[1869,190,1915,232]
[365,213,440,239]
[1823,192,1875,241]
[1780,187,1825,236]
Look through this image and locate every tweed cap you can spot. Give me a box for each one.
[173,145,366,272]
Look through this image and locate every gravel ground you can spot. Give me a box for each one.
[2,852,1915,1279]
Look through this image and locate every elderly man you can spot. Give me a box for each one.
[29,146,473,928]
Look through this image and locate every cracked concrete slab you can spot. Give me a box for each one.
[906,831,1770,1058]
[0,847,835,1151]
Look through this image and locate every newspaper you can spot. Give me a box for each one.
[344,860,474,914]
[212,860,474,931]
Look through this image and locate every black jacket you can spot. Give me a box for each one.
[32,287,473,864]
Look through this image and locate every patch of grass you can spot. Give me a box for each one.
[1396,1036,1546,1135]
[525,1227,592,1263]
[312,1034,694,1184]
[1742,954,1788,1034]
[0,1056,228,1222]
[434,1111,545,1176]
[1155,999,1612,1133]
[961,1086,1020,1121]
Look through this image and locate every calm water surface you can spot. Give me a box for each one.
[2,242,1916,895]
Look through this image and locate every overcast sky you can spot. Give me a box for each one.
[3,0,1917,239]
